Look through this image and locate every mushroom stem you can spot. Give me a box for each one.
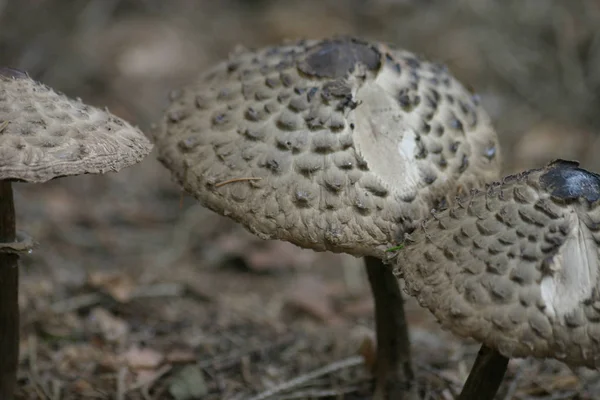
[457,345,509,400]
[0,180,17,400]
[364,256,418,400]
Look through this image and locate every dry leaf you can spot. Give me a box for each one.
[125,345,164,370]
[169,365,208,400]
[72,379,94,394]
[134,369,159,386]
[97,353,120,373]
[88,271,136,303]
[88,307,129,343]
[358,336,377,373]
[57,344,103,375]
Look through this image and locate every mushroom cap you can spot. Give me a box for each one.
[156,37,501,258]
[396,159,600,367]
[0,68,153,183]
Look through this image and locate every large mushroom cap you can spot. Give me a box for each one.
[0,68,153,183]
[396,159,600,367]
[156,37,501,257]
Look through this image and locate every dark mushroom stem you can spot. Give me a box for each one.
[0,180,18,400]
[365,256,418,400]
[457,345,509,400]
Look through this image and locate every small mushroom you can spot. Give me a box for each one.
[0,68,152,399]
[155,36,501,399]
[396,159,600,399]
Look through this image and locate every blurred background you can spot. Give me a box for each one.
[3,0,600,399]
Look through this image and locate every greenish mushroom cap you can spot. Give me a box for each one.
[155,37,501,258]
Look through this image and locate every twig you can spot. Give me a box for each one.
[246,355,364,400]
[0,120,9,133]
[214,177,262,188]
[50,379,62,400]
[240,356,252,385]
[518,374,579,395]
[50,293,104,313]
[50,283,186,313]
[29,376,49,400]
[417,363,464,387]
[199,334,295,371]
[28,334,51,400]
[116,367,127,400]
[278,386,361,399]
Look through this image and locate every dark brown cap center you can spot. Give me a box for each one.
[298,38,381,79]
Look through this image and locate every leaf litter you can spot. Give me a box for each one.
[8,0,600,398]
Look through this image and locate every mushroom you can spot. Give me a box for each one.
[0,67,152,399]
[155,37,501,399]
[395,159,600,399]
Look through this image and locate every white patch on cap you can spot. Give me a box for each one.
[352,67,422,197]
[540,211,598,319]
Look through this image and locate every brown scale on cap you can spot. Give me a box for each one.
[0,68,152,183]
[155,37,501,258]
[397,159,600,368]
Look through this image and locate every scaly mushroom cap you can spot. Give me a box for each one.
[156,37,501,257]
[0,67,153,183]
[396,159,600,367]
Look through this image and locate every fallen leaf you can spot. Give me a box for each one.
[134,369,159,386]
[124,345,164,370]
[345,326,376,371]
[358,336,377,373]
[56,344,103,375]
[72,379,94,394]
[88,307,129,343]
[169,365,208,400]
[97,353,120,373]
[39,311,84,339]
[88,271,136,303]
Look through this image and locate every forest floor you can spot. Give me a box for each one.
[4,0,600,398]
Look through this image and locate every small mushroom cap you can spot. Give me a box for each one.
[396,159,600,367]
[156,37,501,257]
[0,68,153,183]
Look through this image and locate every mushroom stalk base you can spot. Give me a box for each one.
[365,256,418,400]
[0,180,18,400]
[457,345,508,400]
